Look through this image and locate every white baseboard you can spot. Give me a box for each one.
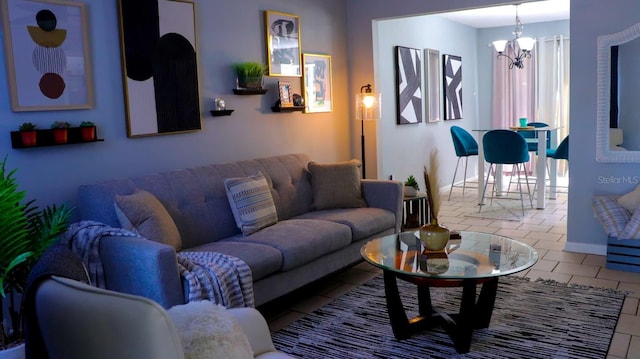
[563,242,607,255]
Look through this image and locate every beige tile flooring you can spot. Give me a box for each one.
[259,185,640,359]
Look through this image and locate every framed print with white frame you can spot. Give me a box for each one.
[424,48,441,123]
[278,81,293,107]
[265,10,301,77]
[302,53,332,113]
[1,0,93,111]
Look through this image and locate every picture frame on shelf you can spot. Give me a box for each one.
[278,81,293,107]
[395,46,422,125]
[302,53,333,113]
[443,54,463,120]
[1,0,93,111]
[265,10,301,77]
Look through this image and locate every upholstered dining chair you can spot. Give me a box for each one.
[480,129,533,216]
[535,135,569,194]
[519,122,550,152]
[449,126,479,200]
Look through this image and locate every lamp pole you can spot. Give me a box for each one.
[361,116,366,179]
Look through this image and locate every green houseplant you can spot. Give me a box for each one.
[79,121,96,142]
[50,121,71,144]
[404,175,419,197]
[17,123,36,147]
[0,157,73,351]
[232,62,266,89]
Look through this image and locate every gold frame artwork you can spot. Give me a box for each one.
[265,10,302,77]
[302,53,333,113]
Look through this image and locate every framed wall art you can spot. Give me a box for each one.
[302,53,332,113]
[395,46,422,125]
[118,0,201,137]
[265,10,301,77]
[424,48,441,123]
[278,81,293,107]
[1,0,93,111]
[443,54,463,120]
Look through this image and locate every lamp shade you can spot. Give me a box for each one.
[492,40,508,53]
[356,92,380,121]
[516,37,535,51]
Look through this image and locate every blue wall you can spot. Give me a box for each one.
[0,0,349,216]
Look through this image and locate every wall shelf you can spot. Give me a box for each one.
[210,109,234,116]
[271,106,305,113]
[233,88,268,95]
[10,127,104,149]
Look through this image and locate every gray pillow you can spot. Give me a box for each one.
[224,171,278,236]
[308,159,367,210]
[114,189,182,250]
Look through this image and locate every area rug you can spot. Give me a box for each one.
[271,275,625,358]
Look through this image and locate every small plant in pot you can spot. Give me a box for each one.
[79,121,96,142]
[0,156,73,353]
[404,175,419,197]
[232,62,266,89]
[50,121,70,144]
[17,123,36,147]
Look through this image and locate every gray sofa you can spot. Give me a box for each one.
[77,154,403,308]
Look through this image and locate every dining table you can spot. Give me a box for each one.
[473,126,559,209]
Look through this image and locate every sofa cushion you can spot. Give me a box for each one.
[593,196,631,238]
[228,219,352,271]
[618,184,640,213]
[308,159,367,210]
[296,207,396,241]
[224,172,278,236]
[114,189,182,250]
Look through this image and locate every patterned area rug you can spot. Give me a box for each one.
[271,275,625,358]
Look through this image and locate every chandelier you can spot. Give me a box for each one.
[492,5,535,69]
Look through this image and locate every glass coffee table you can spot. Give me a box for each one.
[361,231,538,353]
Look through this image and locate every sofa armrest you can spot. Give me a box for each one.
[100,235,184,309]
[362,179,403,233]
[227,307,279,357]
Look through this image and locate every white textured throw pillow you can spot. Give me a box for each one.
[224,171,278,236]
[167,301,253,359]
[617,184,640,213]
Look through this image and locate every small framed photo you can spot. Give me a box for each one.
[278,81,293,107]
[302,53,332,113]
[265,10,301,77]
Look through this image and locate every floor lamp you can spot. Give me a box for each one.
[357,84,379,179]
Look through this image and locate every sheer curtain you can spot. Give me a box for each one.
[535,35,570,175]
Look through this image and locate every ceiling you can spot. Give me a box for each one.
[437,0,570,28]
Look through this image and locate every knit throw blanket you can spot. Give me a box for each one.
[60,220,255,308]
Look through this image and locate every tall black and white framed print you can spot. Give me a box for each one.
[265,10,301,77]
[443,54,463,120]
[395,46,422,125]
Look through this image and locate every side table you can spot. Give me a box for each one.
[402,193,429,230]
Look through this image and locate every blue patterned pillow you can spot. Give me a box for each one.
[592,196,631,238]
[224,172,278,236]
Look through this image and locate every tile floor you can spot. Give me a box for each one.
[259,185,640,359]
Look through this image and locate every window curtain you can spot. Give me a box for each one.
[535,35,570,176]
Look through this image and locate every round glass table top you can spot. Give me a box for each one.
[361,231,538,280]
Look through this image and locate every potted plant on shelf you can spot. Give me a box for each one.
[404,175,419,197]
[0,157,73,356]
[17,123,36,147]
[79,121,96,142]
[232,62,266,90]
[50,121,70,144]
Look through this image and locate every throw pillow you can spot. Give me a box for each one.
[307,159,367,210]
[592,196,631,238]
[620,203,640,239]
[114,189,182,250]
[167,301,253,359]
[617,184,640,213]
[224,171,278,236]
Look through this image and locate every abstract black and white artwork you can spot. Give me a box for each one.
[395,46,422,125]
[443,54,463,120]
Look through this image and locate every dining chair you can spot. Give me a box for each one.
[535,135,569,194]
[519,122,550,152]
[449,126,479,200]
[480,129,533,216]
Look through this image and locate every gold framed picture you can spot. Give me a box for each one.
[302,53,332,113]
[265,10,301,77]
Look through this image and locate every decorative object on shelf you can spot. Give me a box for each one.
[356,84,380,179]
[118,0,200,137]
[18,122,37,147]
[1,0,93,111]
[404,175,419,197]
[492,4,535,70]
[443,54,463,120]
[424,48,441,123]
[302,53,332,113]
[79,121,96,141]
[0,156,73,353]
[50,121,70,144]
[214,97,226,110]
[420,149,449,251]
[271,101,304,112]
[265,10,301,77]
[395,46,422,124]
[210,110,234,116]
[232,62,265,90]
[278,81,293,107]
[292,94,304,107]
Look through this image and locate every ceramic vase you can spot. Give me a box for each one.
[403,186,418,197]
[420,219,450,251]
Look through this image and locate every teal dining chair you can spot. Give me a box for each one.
[449,126,478,200]
[480,129,533,216]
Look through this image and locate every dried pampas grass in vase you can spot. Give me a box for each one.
[420,149,450,251]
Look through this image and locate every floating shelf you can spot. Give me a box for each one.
[210,109,234,116]
[10,127,104,149]
[271,106,305,113]
[233,88,268,95]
